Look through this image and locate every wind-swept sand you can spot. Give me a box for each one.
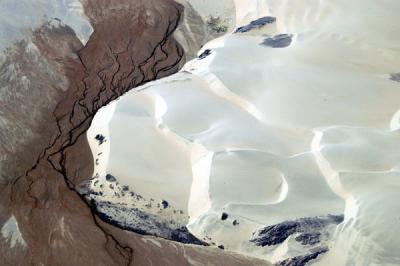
[88,0,400,265]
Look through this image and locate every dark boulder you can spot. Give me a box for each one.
[161,200,169,209]
[105,174,117,182]
[198,49,212,59]
[95,134,106,145]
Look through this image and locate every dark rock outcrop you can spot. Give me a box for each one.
[276,247,329,266]
[390,73,400,82]
[250,215,343,247]
[198,49,212,59]
[95,201,207,246]
[295,232,321,246]
[261,34,293,48]
[235,16,276,33]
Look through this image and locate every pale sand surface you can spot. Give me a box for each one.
[88,0,400,264]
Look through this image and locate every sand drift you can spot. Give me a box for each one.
[87,0,400,265]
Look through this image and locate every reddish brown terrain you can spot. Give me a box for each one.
[0,0,269,265]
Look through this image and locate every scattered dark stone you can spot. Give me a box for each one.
[161,200,169,209]
[95,134,106,145]
[235,16,276,33]
[218,245,225,250]
[198,49,212,59]
[233,220,239,226]
[390,73,400,82]
[276,247,329,266]
[250,215,343,247]
[122,185,129,191]
[95,159,99,165]
[105,174,117,182]
[295,232,321,246]
[261,34,292,48]
[221,212,228,221]
[89,190,101,196]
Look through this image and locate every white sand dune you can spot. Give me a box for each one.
[87,0,400,264]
